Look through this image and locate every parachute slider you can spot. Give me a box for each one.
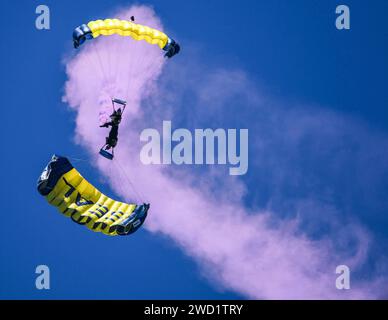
[163,38,180,58]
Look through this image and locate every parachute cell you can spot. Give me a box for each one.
[37,155,149,236]
[73,18,180,58]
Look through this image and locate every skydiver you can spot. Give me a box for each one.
[99,99,127,159]
[100,108,123,155]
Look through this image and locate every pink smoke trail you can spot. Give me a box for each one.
[63,5,378,299]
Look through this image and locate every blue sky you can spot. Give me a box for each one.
[0,0,387,299]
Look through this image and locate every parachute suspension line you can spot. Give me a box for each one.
[66,156,91,172]
[112,35,127,91]
[92,40,109,84]
[114,159,143,204]
[124,40,143,99]
[106,160,132,204]
[111,36,120,89]
[125,45,161,107]
[105,160,135,206]
[113,160,140,204]
[107,158,133,203]
[106,37,115,84]
[106,160,117,197]
[67,156,89,163]
[105,37,111,82]
[106,157,112,182]
[113,159,145,204]
[83,46,105,84]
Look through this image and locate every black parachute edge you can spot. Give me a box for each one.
[116,203,150,236]
[73,24,93,49]
[37,155,74,196]
[162,38,180,58]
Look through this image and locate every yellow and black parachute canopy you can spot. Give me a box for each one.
[72,18,180,58]
[37,155,149,236]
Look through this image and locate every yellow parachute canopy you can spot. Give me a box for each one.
[37,155,149,236]
[88,19,168,49]
[73,18,180,58]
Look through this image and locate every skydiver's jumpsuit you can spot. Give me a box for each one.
[100,109,122,150]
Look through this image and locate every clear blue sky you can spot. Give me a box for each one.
[0,0,387,299]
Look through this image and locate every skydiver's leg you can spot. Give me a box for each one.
[105,137,112,148]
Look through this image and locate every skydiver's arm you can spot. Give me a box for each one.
[100,121,113,128]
